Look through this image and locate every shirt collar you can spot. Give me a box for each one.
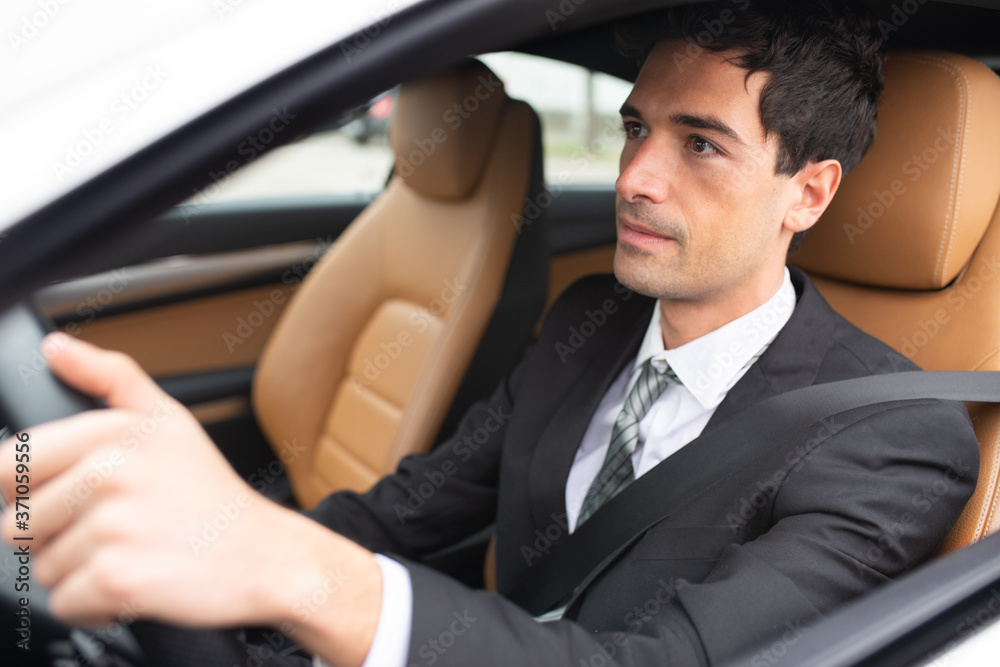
[632,267,797,409]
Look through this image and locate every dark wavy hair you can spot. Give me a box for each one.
[615,0,885,251]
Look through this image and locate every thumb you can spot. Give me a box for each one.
[43,332,173,416]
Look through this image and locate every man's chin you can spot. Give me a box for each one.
[613,255,679,300]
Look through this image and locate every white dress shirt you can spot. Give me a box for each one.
[320,268,797,667]
[565,268,796,529]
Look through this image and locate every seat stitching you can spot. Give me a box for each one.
[894,54,967,288]
[342,369,406,412]
[970,346,1000,373]
[313,433,379,485]
[980,446,1000,539]
[915,56,972,286]
[968,351,1000,540]
[949,349,1000,542]
[322,375,404,477]
[385,101,526,468]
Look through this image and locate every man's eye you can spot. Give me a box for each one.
[690,136,719,155]
[622,121,647,139]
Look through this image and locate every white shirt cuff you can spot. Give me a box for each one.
[313,553,413,667]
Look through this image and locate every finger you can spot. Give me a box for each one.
[3,451,108,550]
[34,512,101,590]
[34,498,131,589]
[43,332,177,417]
[10,447,132,550]
[0,409,135,502]
[47,550,133,629]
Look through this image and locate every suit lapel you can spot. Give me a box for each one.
[707,268,834,426]
[562,268,841,615]
[526,296,653,530]
[526,269,834,531]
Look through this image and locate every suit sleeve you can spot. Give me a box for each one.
[394,399,979,666]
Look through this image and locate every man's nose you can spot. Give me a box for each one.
[616,139,670,204]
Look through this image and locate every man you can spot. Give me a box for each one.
[0,1,980,666]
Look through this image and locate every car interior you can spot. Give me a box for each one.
[252,59,548,508]
[7,0,1000,664]
[791,49,1000,554]
[33,7,1000,545]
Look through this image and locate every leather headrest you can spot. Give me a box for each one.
[390,59,508,200]
[792,52,1000,290]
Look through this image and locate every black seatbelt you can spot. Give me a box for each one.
[508,370,1000,616]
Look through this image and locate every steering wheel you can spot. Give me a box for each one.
[0,302,148,666]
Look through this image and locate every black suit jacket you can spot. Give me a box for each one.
[306,268,979,666]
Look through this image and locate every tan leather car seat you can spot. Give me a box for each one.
[253,60,545,508]
[791,51,1000,553]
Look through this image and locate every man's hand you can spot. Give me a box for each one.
[0,333,382,667]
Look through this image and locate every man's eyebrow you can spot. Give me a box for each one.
[619,104,748,148]
[670,112,746,147]
[619,102,643,120]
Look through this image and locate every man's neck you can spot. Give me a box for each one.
[658,266,788,350]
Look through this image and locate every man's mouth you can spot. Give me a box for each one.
[618,217,676,249]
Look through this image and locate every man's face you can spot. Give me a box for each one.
[614,39,795,303]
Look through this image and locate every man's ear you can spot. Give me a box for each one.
[783,159,842,234]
